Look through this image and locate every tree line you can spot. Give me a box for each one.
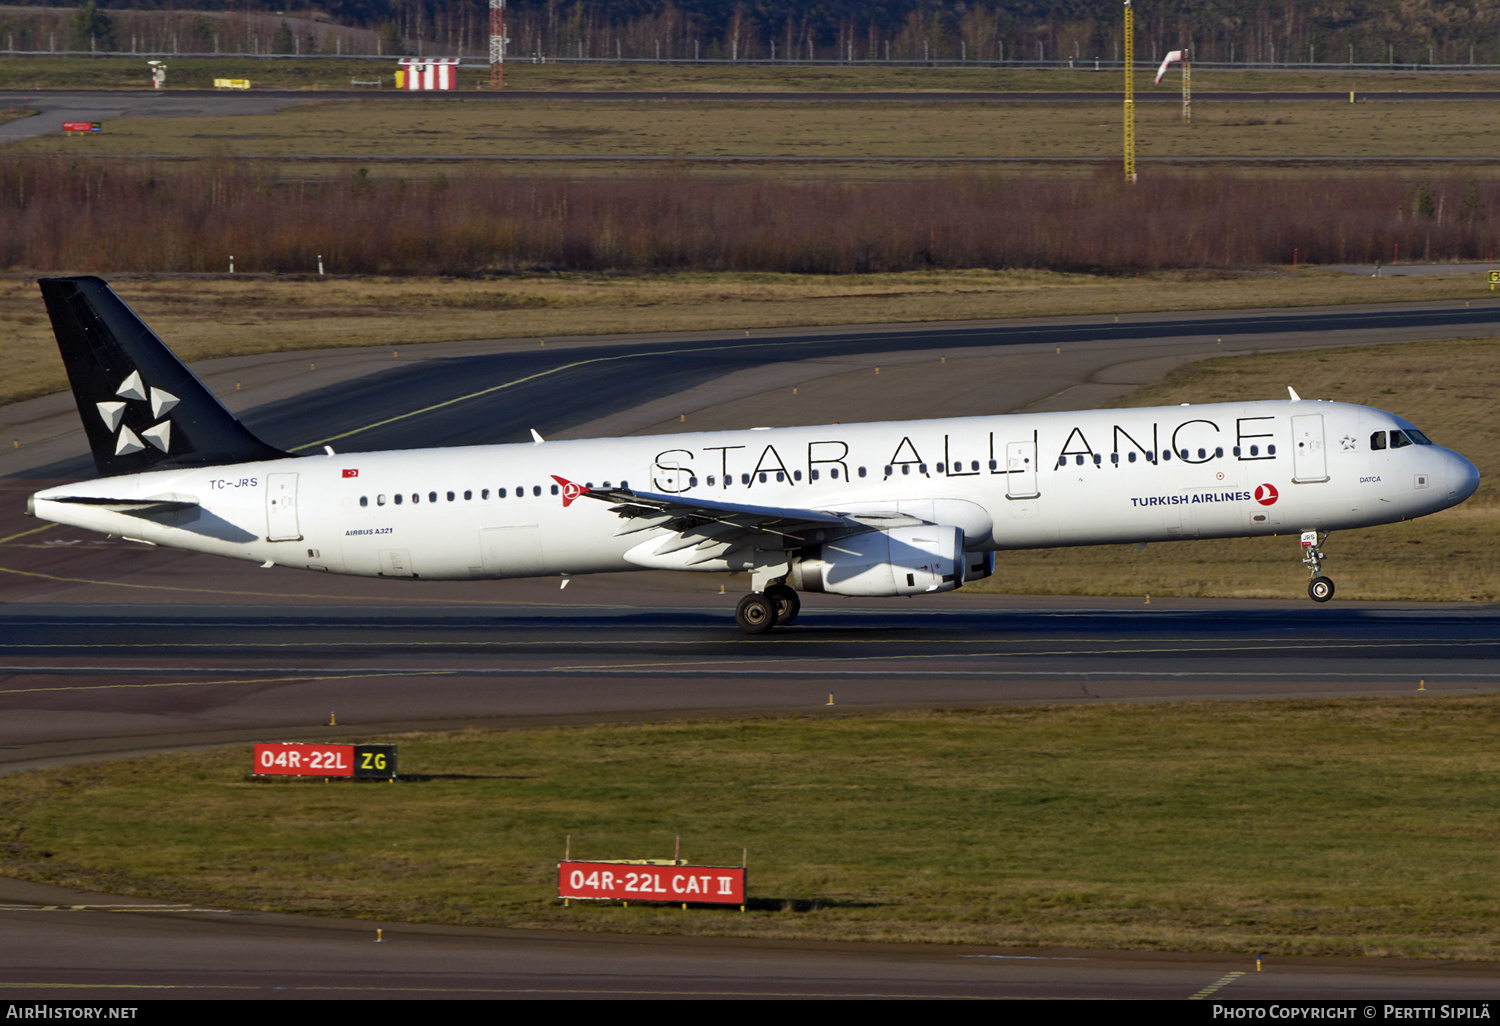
[3,1,1498,65]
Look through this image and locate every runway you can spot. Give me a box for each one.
[2,301,1498,998]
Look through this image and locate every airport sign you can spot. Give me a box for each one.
[559,861,747,906]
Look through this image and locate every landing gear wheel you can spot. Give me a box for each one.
[735,593,777,635]
[764,583,801,625]
[1308,576,1335,603]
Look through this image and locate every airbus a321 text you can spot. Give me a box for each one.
[27,277,1480,633]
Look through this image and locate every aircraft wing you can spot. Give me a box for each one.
[553,476,922,563]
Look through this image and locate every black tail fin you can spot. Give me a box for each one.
[38,276,288,479]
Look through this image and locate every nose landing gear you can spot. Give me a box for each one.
[1302,530,1335,603]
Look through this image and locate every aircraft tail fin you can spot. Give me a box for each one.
[38,276,289,479]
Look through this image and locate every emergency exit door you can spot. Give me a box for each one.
[1006,441,1039,499]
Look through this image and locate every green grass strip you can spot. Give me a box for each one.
[3,698,1498,958]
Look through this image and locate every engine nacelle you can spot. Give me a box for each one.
[792,525,965,597]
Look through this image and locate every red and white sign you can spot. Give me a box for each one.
[1254,483,1279,506]
[62,121,101,133]
[254,742,354,777]
[558,861,747,905]
[342,468,359,478]
[397,58,460,91]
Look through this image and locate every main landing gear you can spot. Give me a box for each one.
[1301,530,1335,603]
[735,583,801,635]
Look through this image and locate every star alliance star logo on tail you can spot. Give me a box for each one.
[95,369,178,456]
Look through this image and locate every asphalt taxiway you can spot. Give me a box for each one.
[2,301,1497,998]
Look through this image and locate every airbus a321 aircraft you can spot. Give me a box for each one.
[27,277,1481,633]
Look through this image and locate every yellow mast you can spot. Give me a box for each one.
[1183,48,1191,123]
[1123,1,1136,183]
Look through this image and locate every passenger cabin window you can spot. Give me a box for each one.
[360,496,368,507]
[377,495,386,506]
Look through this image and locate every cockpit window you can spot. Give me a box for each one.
[1407,429,1433,445]
[1370,431,1386,450]
[1390,430,1413,449]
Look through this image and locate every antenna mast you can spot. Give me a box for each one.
[1123,1,1136,183]
[489,0,507,89]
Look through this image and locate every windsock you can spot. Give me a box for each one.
[1155,50,1184,84]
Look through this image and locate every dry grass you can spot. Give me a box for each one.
[2,269,1493,408]
[4,700,1500,958]
[16,97,1500,165]
[971,336,1500,601]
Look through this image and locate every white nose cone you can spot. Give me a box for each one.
[1448,451,1480,503]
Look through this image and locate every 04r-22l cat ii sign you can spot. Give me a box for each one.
[28,277,1480,634]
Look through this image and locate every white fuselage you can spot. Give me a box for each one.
[30,399,1479,582]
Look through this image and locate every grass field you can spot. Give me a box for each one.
[15,96,1500,169]
[3,700,1499,957]
[4,56,1500,94]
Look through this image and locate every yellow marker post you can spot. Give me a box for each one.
[1419,679,1426,691]
[827,693,834,706]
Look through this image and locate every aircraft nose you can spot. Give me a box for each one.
[1447,450,1481,503]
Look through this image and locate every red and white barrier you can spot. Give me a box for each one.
[397,58,460,91]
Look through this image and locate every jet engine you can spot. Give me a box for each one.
[791,524,965,597]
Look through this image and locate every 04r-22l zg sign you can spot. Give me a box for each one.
[252,743,398,779]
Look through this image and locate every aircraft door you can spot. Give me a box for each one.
[1291,414,1329,483]
[651,454,692,493]
[266,473,302,541]
[1005,441,1039,499]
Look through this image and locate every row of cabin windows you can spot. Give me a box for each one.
[1056,444,1275,468]
[1370,429,1431,450]
[358,482,628,507]
[700,463,998,485]
[353,445,1284,506]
